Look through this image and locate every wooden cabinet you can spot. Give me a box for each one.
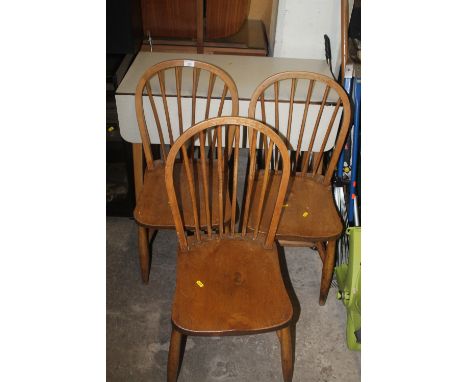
[140,0,267,56]
[141,0,197,39]
[206,0,250,39]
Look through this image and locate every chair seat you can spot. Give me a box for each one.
[248,173,343,242]
[134,160,232,228]
[171,235,293,335]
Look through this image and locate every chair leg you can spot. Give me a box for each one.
[138,226,150,284]
[315,242,326,263]
[167,328,184,382]
[277,327,293,382]
[319,239,337,305]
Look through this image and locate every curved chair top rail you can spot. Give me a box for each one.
[165,116,291,252]
[135,59,240,170]
[248,71,351,185]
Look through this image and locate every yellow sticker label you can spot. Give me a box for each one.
[283,204,289,207]
[302,212,309,217]
[196,280,204,287]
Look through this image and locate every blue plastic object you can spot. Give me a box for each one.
[348,78,360,224]
[337,75,353,180]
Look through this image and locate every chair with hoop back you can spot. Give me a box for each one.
[134,59,239,283]
[165,116,294,382]
[247,71,352,305]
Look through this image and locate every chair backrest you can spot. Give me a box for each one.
[165,116,291,251]
[135,59,239,170]
[248,71,351,185]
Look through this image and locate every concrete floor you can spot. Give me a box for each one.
[107,217,360,381]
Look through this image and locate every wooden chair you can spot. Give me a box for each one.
[134,59,239,283]
[165,116,294,382]
[247,71,352,305]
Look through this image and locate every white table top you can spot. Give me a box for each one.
[116,52,341,145]
[116,52,333,101]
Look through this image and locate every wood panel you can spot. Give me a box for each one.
[205,0,250,39]
[141,0,197,39]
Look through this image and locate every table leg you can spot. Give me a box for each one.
[132,143,144,199]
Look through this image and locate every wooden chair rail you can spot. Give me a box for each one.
[133,59,240,284]
[165,116,295,381]
[165,116,291,251]
[248,71,351,185]
[135,59,240,170]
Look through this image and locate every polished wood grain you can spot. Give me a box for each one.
[278,327,293,382]
[205,0,250,39]
[132,143,151,283]
[135,59,239,169]
[165,117,294,381]
[134,60,239,283]
[140,43,268,56]
[167,328,184,382]
[141,0,197,39]
[320,239,337,306]
[248,71,352,304]
[132,143,144,198]
[248,71,350,185]
[138,226,150,283]
[134,160,232,229]
[196,0,204,53]
[172,235,292,335]
[248,173,343,242]
[141,1,267,55]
